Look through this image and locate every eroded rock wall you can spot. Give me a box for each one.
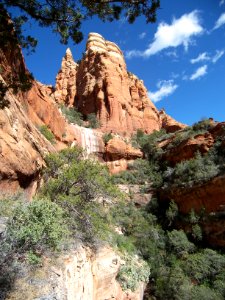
[6,246,145,300]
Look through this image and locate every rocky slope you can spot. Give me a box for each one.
[156,121,225,247]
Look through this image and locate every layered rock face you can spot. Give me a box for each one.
[54,48,78,106]
[0,76,54,197]
[158,121,225,247]
[7,246,145,300]
[75,33,161,136]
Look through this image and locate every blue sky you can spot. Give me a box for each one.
[17,0,225,125]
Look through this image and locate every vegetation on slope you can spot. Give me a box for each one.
[1,121,225,299]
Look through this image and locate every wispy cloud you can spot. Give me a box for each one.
[212,49,224,63]
[190,52,210,64]
[148,80,178,103]
[190,65,208,80]
[219,0,224,6]
[139,32,146,39]
[214,13,225,30]
[125,50,143,59]
[125,11,203,59]
[190,49,224,65]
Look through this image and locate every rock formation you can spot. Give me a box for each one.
[159,109,186,133]
[105,137,143,173]
[62,33,162,136]
[0,75,54,197]
[6,246,145,300]
[54,48,78,106]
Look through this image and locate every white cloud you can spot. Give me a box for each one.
[144,11,203,56]
[125,50,143,59]
[148,80,178,103]
[125,11,203,58]
[212,49,224,63]
[214,13,225,30]
[190,49,224,65]
[190,65,208,80]
[139,32,146,39]
[219,0,224,6]
[190,52,210,64]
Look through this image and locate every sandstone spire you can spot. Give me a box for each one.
[75,32,161,135]
[54,48,78,106]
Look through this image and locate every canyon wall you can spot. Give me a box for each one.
[6,246,145,300]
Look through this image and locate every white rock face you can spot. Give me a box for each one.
[6,246,145,300]
[71,124,104,156]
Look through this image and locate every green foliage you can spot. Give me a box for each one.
[3,1,160,48]
[167,230,195,257]
[41,147,121,244]
[26,251,42,266]
[132,129,166,159]
[86,113,100,128]
[165,151,219,188]
[112,158,163,188]
[42,147,118,202]
[191,224,202,241]
[117,254,150,291]
[60,105,84,125]
[192,118,213,132]
[102,132,113,144]
[181,249,225,284]
[6,199,69,252]
[38,125,55,144]
[166,201,178,224]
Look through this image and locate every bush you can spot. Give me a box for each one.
[102,132,113,144]
[6,199,69,252]
[165,151,219,188]
[167,230,195,257]
[117,254,150,291]
[192,118,212,132]
[87,113,100,128]
[38,125,55,144]
[60,105,84,126]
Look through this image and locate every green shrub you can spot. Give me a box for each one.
[102,132,113,144]
[192,118,212,132]
[166,201,178,225]
[60,105,84,126]
[165,152,219,188]
[6,199,69,252]
[117,254,150,291]
[87,113,100,128]
[167,230,195,257]
[27,250,42,266]
[38,125,55,144]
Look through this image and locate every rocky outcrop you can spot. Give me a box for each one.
[7,246,145,300]
[105,138,142,173]
[159,109,186,133]
[54,48,78,106]
[75,33,161,136]
[160,174,225,215]
[0,76,54,198]
[24,80,76,148]
[161,132,214,165]
[160,174,225,247]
